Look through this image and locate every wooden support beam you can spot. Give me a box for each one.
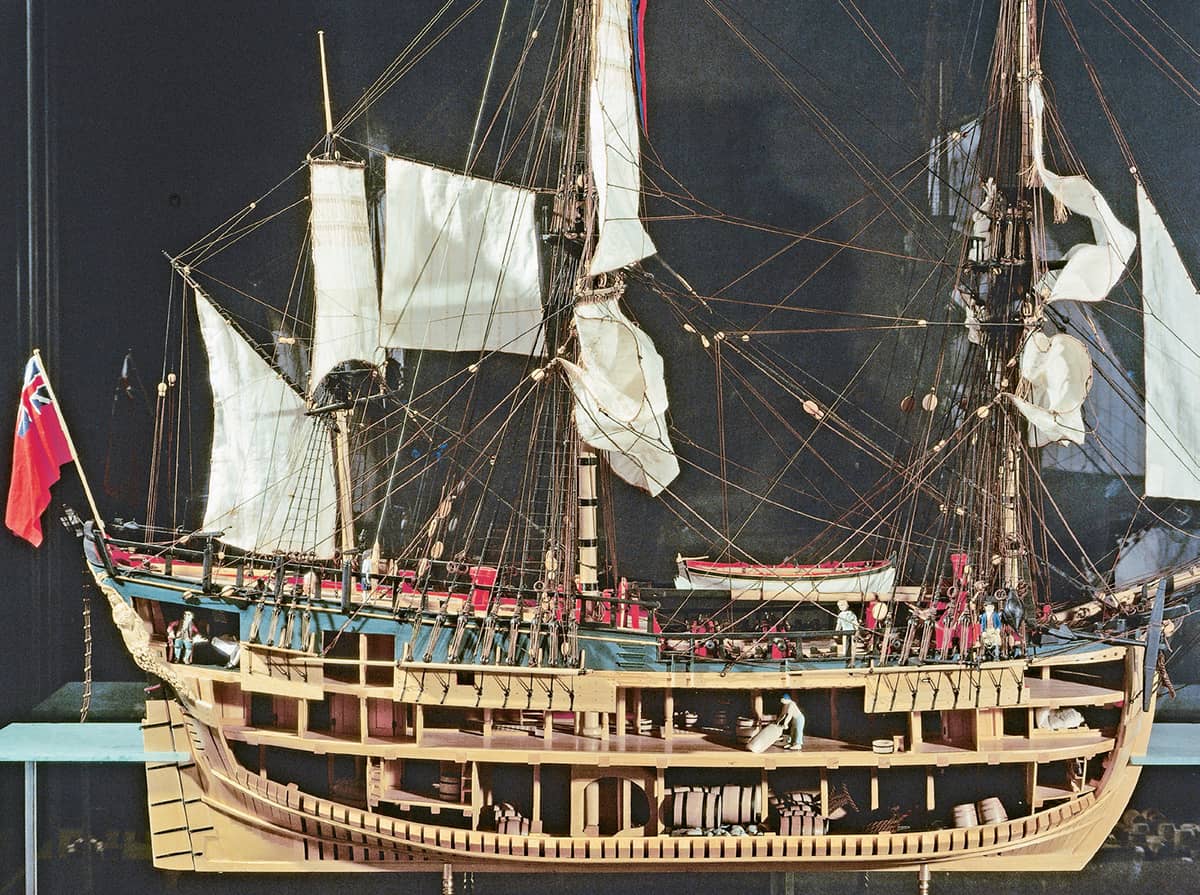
[760,766,770,824]
[819,769,829,816]
[650,767,664,836]
[471,761,482,830]
[621,778,632,831]
[532,763,543,833]
[909,711,923,749]
[926,768,936,812]
[414,703,425,746]
[870,767,879,811]
[830,690,839,740]
[483,708,493,741]
[615,689,627,737]
[663,690,674,740]
[633,689,644,734]
[543,710,554,745]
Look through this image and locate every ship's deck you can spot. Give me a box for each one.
[219,716,1117,769]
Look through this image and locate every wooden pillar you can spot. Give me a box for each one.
[633,689,644,735]
[650,768,664,835]
[258,744,267,779]
[298,699,309,738]
[582,711,603,738]
[583,781,600,836]
[483,708,493,741]
[615,689,627,737]
[569,775,586,836]
[621,779,632,831]
[829,690,839,741]
[908,711,923,750]
[600,712,610,744]
[1026,762,1039,810]
[359,697,368,744]
[532,764,543,833]
[471,762,482,830]
[870,767,879,811]
[414,703,425,746]
[760,767,770,822]
[663,690,674,740]
[543,710,554,745]
[819,769,830,816]
[925,769,936,812]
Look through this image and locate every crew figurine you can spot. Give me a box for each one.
[777,693,805,750]
[980,600,1002,660]
[835,599,859,664]
[167,610,201,664]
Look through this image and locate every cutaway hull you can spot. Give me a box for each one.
[89,555,1155,875]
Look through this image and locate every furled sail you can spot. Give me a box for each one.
[1041,303,1144,476]
[309,160,381,391]
[380,156,543,356]
[1138,182,1200,500]
[1028,80,1135,305]
[1010,332,1092,447]
[560,298,678,495]
[195,290,337,555]
[587,0,656,276]
[1011,80,1134,445]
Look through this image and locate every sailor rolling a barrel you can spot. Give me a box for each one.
[777,694,805,750]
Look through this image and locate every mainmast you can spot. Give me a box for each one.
[960,0,1044,599]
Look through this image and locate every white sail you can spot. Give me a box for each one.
[1028,80,1135,305]
[560,298,678,495]
[195,290,337,556]
[1011,331,1092,447]
[587,0,656,276]
[380,156,543,356]
[1138,182,1200,499]
[1041,304,1144,476]
[309,160,381,391]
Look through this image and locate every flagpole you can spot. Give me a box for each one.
[32,348,106,535]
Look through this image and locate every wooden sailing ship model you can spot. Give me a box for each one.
[42,0,1200,883]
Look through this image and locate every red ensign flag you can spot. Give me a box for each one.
[6,355,73,546]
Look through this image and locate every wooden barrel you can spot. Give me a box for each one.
[710,708,730,730]
[437,766,461,802]
[719,784,762,825]
[736,717,757,745]
[952,803,979,828]
[977,797,1007,824]
[672,789,722,829]
[747,721,784,754]
[779,812,825,836]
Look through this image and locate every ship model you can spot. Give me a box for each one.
[26,0,1200,883]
